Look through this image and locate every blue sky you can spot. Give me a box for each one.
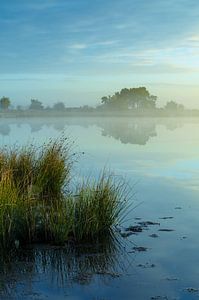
[1,0,199,107]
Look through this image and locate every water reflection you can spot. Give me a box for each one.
[0,117,189,145]
[0,234,124,298]
[100,119,156,145]
[0,124,10,136]
[30,122,43,133]
[0,117,199,299]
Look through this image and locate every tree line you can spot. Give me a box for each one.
[99,87,184,111]
[0,97,68,111]
[0,87,185,112]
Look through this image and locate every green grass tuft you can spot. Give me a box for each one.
[0,137,129,249]
[73,173,128,241]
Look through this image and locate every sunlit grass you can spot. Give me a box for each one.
[0,137,129,250]
[73,173,128,241]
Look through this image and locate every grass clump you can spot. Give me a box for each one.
[0,137,128,250]
[73,174,127,241]
[35,138,72,199]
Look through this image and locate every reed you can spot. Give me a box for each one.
[35,137,72,199]
[73,173,128,241]
[0,138,129,249]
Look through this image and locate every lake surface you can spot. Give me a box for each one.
[1,117,199,299]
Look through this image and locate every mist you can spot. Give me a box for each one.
[1,0,199,299]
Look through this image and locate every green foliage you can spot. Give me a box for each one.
[100,87,157,110]
[0,138,73,248]
[29,99,43,110]
[35,138,72,199]
[165,101,184,111]
[0,97,11,110]
[6,146,36,194]
[73,173,128,241]
[47,198,74,245]
[53,102,65,110]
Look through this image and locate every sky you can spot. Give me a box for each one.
[0,0,199,108]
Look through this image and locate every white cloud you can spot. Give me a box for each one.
[188,35,199,42]
[68,43,88,50]
[67,40,118,51]
[95,40,118,46]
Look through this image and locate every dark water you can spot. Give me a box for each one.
[0,117,199,299]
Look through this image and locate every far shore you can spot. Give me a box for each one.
[1,109,199,118]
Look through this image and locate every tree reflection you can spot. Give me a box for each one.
[100,119,157,145]
[0,117,186,146]
[0,124,10,136]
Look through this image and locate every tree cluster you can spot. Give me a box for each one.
[100,87,157,110]
[164,101,184,111]
[0,97,11,110]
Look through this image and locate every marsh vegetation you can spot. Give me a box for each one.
[0,136,128,251]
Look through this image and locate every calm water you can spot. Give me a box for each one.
[1,117,199,300]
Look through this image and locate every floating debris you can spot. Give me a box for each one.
[137,263,155,268]
[158,229,174,232]
[149,234,159,238]
[159,217,174,220]
[165,277,178,281]
[132,246,148,252]
[125,225,143,233]
[120,232,133,238]
[151,297,168,300]
[185,287,199,293]
[138,221,160,226]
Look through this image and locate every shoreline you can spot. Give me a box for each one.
[1,110,199,119]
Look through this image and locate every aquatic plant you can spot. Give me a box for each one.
[73,173,128,241]
[35,138,72,199]
[0,137,128,249]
